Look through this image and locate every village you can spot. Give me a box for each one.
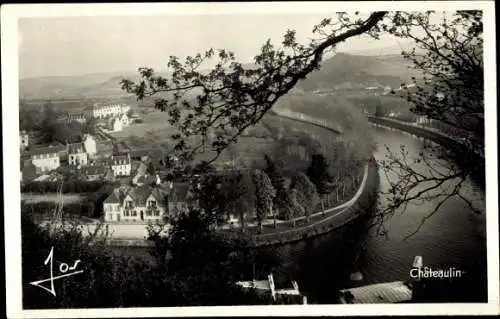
[20,102,195,226]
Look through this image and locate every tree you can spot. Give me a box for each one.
[307,153,333,214]
[54,122,85,144]
[38,100,59,144]
[291,172,320,223]
[252,169,276,231]
[84,117,98,135]
[196,172,227,224]
[264,155,287,227]
[374,103,385,117]
[19,105,42,132]
[121,12,388,164]
[376,11,485,238]
[222,171,256,232]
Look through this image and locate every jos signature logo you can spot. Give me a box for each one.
[29,247,84,296]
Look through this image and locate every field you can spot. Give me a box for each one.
[109,108,175,139]
[107,105,346,170]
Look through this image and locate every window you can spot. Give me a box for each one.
[131,210,137,217]
[126,201,133,208]
[146,210,152,217]
[154,210,160,217]
[148,200,156,208]
[124,210,129,217]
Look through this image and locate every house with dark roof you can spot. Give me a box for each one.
[67,142,88,166]
[135,174,161,186]
[84,165,107,181]
[103,185,167,223]
[110,153,131,177]
[130,149,151,161]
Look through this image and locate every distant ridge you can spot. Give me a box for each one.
[20,53,420,100]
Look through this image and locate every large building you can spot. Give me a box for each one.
[29,144,65,173]
[110,153,132,177]
[67,142,88,166]
[84,164,107,181]
[103,185,167,223]
[89,103,130,119]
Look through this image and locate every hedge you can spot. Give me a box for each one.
[21,201,98,219]
[21,180,107,194]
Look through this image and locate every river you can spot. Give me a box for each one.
[260,125,487,303]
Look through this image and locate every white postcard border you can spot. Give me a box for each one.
[3,1,498,317]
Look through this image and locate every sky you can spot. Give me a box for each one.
[18,14,408,79]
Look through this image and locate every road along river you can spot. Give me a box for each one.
[259,125,486,303]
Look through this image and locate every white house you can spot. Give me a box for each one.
[20,131,29,149]
[30,144,64,173]
[111,113,130,132]
[67,142,88,167]
[110,153,132,177]
[103,185,167,223]
[83,134,97,156]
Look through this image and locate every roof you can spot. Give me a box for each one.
[136,174,158,185]
[339,281,412,304]
[103,191,121,204]
[67,142,86,154]
[29,144,65,156]
[104,185,165,206]
[85,165,106,176]
[111,154,130,165]
[127,185,155,206]
[130,149,151,158]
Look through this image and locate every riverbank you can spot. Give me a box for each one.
[368,115,485,189]
[368,116,464,151]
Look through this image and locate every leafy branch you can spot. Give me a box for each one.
[121,12,387,165]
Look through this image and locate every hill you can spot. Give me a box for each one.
[297,53,421,91]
